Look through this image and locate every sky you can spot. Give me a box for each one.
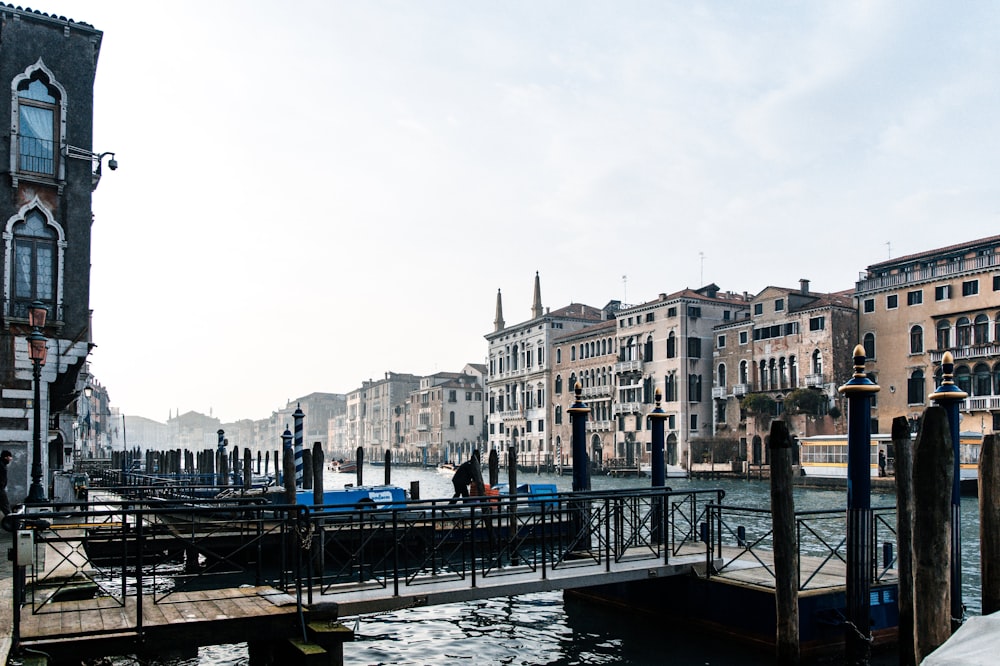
[33,1,1000,424]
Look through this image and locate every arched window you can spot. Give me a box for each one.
[717,363,726,389]
[994,362,1000,396]
[759,360,768,390]
[974,315,989,345]
[644,335,654,362]
[739,360,748,385]
[863,333,875,360]
[812,350,823,375]
[779,357,787,388]
[6,201,64,320]
[956,317,972,347]
[937,320,951,350]
[974,363,991,396]
[769,359,778,388]
[12,61,67,180]
[449,412,456,427]
[554,405,562,425]
[789,356,798,387]
[556,348,561,364]
[907,369,924,405]
[666,332,676,359]
[910,325,923,354]
[954,365,972,395]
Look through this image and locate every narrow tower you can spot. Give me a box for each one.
[494,288,505,332]
[531,271,543,319]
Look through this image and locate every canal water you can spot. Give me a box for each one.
[151,465,982,666]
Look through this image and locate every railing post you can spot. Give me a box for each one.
[136,506,144,639]
[929,351,968,631]
[838,344,879,665]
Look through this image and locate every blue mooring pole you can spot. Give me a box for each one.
[649,388,667,488]
[281,426,293,488]
[568,382,591,492]
[293,403,305,489]
[838,344,879,665]
[930,351,968,631]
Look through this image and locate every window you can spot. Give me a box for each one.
[739,331,748,345]
[955,365,972,394]
[688,306,701,318]
[688,374,702,402]
[717,363,726,388]
[974,315,989,345]
[554,406,562,425]
[957,317,972,346]
[907,290,923,306]
[667,307,677,317]
[863,332,876,360]
[963,280,979,296]
[995,275,1000,291]
[936,285,951,301]
[907,369,924,405]
[14,67,64,178]
[739,361,748,385]
[809,316,825,331]
[774,298,784,312]
[886,294,898,309]
[537,419,544,432]
[688,337,702,358]
[664,374,677,402]
[754,303,763,316]
[449,412,456,427]
[645,312,654,322]
[974,363,991,396]
[8,205,61,319]
[690,414,698,431]
[937,321,951,349]
[448,390,457,402]
[556,349,561,364]
[468,415,475,426]
[644,335,654,362]
[666,332,676,358]
[717,334,726,348]
[863,299,875,313]
[910,326,923,354]
[555,375,563,394]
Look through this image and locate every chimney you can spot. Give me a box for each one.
[799,279,810,294]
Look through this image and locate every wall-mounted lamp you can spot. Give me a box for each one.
[65,145,118,190]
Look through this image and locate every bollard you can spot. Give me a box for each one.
[488,449,499,488]
[243,448,252,491]
[892,416,916,666]
[981,434,1000,614]
[302,449,313,490]
[410,480,420,501]
[283,448,297,505]
[568,382,591,492]
[293,404,305,489]
[929,351,968,631]
[769,420,799,665]
[912,407,953,662]
[281,428,293,487]
[384,449,392,485]
[356,446,364,486]
[837,345,878,665]
[312,442,324,506]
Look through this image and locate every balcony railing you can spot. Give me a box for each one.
[931,344,1000,363]
[614,360,643,374]
[966,396,1000,412]
[856,254,999,293]
[805,373,825,388]
[613,402,642,416]
[732,384,749,397]
[586,420,613,431]
[581,386,613,399]
[711,387,727,399]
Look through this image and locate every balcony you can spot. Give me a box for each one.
[856,253,999,293]
[805,373,825,388]
[711,387,727,399]
[416,424,429,432]
[613,402,641,416]
[614,359,643,374]
[966,396,1000,412]
[586,420,613,431]
[931,344,1000,364]
[732,384,749,397]
[581,385,613,399]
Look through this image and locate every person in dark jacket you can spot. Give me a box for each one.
[450,460,475,503]
[0,450,12,516]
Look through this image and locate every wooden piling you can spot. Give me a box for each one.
[356,446,364,486]
[384,449,392,485]
[768,420,799,665]
[302,450,313,490]
[980,434,1000,614]
[489,449,499,487]
[912,406,953,663]
[892,416,915,666]
[312,442,325,506]
[243,448,252,491]
[283,448,297,505]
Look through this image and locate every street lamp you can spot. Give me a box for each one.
[84,386,93,457]
[25,301,48,504]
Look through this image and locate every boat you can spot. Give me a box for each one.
[798,431,982,491]
[329,459,358,474]
[437,462,456,475]
[639,463,690,479]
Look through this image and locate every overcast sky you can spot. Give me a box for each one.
[36,1,1000,424]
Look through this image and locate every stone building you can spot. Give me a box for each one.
[713,281,857,463]
[342,372,421,462]
[485,273,607,465]
[0,7,110,501]
[855,234,1000,437]
[403,371,484,464]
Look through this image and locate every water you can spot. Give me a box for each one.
[143,466,984,665]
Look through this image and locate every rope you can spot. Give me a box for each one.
[842,619,874,644]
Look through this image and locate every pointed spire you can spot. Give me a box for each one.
[531,271,543,319]
[494,288,505,332]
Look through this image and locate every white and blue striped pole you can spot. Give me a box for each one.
[281,426,293,487]
[293,403,305,488]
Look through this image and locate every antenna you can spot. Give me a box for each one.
[699,251,705,285]
[886,241,891,259]
[622,275,628,304]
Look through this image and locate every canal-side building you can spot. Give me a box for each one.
[610,286,750,471]
[342,372,421,462]
[485,273,607,464]
[713,281,857,463]
[0,7,108,501]
[855,234,1000,437]
[402,371,484,464]
[551,318,618,470]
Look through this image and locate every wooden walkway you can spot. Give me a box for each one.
[708,544,896,593]
[17,586,337,662]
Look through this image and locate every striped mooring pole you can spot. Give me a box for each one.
[568,382,591,492]
[838,344,879,665]
[293,403,305,489]
[281,426,293,487]
[930,351,968,631]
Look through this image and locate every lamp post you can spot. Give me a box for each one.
[25,301,48,504]
[84,386,93,457]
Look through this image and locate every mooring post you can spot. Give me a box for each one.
[489,448,499,488]
[216,430,226,485]
[281,427,293,488]
[837,344,878,665]
[385,449,392,485]
[769,420,799,665]
[283,446,297,505]
[912,406,953,662]
[219,440,230,488]
[929,351,968,632]
[302,449,313,490]
[892,416,916,666]
[648,388,667,544]
[981,434,1000,614]
[312,442,325,505]
[293,403,305,489]
[356,446,364,486]
[507,445,518,495]
[568,382,591,492]
[243,447,253,491]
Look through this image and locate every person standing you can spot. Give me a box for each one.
[0,450,12,516]
[450,460,475,503]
